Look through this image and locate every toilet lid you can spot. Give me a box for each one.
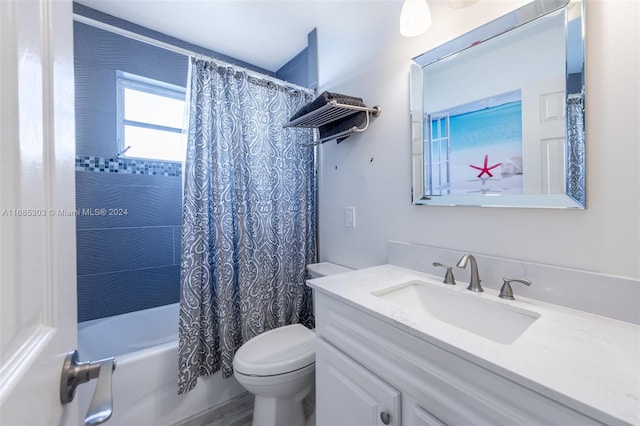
[233,324,315,377]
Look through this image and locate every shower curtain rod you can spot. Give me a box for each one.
[72,14,314,94]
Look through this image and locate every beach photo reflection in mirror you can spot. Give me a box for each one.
[410,0,585,208]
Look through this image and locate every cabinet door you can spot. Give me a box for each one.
[316,338,401,426]
[413,405,447,426]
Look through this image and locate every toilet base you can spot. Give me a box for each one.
[304,411,316,426]
[250,375,314,426]
[252,394,305,426]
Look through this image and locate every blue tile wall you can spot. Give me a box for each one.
[276,28,317,90]
[74,20,189,157]
[173,226,182,267]
[75,171,181,229]
[75,170,183,321]
[74,4,311,322]
[77,227,176,275]
[74,7,188,322]
[75,156,182,176]
[276,48,309,88]
[77,266,180,321]
[73,3,276,77]
[307,29,318,90]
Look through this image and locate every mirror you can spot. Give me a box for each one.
[410,0,585,208]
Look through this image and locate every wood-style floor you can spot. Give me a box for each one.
[175,389,315,426]
[174,392,254,426]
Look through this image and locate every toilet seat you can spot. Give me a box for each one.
[233,324,315,377]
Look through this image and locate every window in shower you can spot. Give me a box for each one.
[116,71,186,162]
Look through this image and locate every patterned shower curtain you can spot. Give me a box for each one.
[566,96,585,206]
[178,58,317,394]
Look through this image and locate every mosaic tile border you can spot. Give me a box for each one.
[75,156,182,176]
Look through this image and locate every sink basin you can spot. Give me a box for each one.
[373,280,540,344]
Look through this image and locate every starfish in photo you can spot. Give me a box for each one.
[469,154,502,178]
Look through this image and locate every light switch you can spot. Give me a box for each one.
[344,207,356,228]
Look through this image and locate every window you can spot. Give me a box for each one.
[427,113,451,195]
[117,71,186,162]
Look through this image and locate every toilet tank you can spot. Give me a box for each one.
[306,262,353,279]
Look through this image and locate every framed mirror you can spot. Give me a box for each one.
[410,0,585,208]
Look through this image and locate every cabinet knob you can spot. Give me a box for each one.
[380,411,391,425]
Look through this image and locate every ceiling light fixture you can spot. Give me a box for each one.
[400,0,432,37]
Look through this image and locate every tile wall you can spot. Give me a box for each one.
[75,168,183,321]
[74,8,189,321]
[74,3,314,321]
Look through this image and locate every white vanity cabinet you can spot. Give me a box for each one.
[313,292,607,426]
[317,336,448,426]
[316,339,401,426]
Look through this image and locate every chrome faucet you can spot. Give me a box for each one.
[456,254,483,292]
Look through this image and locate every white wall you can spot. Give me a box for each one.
[315,0,640,280]
[425,11,564,113]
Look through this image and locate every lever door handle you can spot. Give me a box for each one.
[85,360,115,426]
[60,350,116,426]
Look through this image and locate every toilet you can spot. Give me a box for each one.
[233,262,353,426]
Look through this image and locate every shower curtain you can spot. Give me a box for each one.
[566,96,585,206]
[178,58,316,394]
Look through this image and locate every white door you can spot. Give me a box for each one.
[0,0,79,425]
[316,339,401,426]
[521,77,566,193]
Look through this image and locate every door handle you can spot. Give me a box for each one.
[60,350,117,426]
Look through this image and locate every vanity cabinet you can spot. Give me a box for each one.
[314,292,605,426]
[317,337,447,426]
[316,339,401,426]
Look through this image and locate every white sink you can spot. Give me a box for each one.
[373,280,540,344]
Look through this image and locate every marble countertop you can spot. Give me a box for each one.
[307,264,640,425]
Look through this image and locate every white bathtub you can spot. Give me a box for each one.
[78,303,245,426]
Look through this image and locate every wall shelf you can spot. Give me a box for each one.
[284,100,382,146]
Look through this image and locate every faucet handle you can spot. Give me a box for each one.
[432,262,456,285]
[499,278,532,300]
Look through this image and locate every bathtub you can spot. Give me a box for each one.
[78,303,245,426]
